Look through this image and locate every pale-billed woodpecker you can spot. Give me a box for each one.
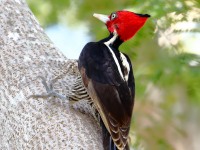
[78,10,150,150]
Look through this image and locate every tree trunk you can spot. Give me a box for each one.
[0,0,102,149]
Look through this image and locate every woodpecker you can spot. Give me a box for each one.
[78,10,150,150]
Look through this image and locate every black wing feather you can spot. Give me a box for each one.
[78,42,124,86]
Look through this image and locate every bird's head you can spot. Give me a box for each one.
[93,10,150,41]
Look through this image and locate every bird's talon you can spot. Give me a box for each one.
[29,76,66,100]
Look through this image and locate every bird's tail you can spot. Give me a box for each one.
[100,119,130,150]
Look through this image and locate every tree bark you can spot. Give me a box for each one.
[0,0,102,149]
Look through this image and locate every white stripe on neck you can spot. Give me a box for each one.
[104,31,124,80]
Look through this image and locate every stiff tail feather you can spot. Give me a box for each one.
[100,119,129,150]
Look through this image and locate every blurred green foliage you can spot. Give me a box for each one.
[27,0,200,149]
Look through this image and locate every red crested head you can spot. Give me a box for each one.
[93,10,150,41]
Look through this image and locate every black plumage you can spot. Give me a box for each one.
[78,33,135,150]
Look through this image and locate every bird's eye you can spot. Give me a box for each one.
[111,13,117,20]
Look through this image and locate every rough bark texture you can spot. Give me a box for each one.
[0,0,102,149]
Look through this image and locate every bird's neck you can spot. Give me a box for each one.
[100,32,123,49]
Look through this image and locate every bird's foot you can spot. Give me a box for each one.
[28,76,66,100]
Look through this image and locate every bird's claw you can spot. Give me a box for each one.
[28,76,66,100]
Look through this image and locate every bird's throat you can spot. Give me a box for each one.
[100,32,123,49]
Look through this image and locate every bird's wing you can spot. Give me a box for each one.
[78,42,135,149]
[89,80,133,149]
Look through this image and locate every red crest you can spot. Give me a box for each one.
[106,11,150,41]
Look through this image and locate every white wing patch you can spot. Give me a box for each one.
[104,44,124,80]
[120,53,130,82]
